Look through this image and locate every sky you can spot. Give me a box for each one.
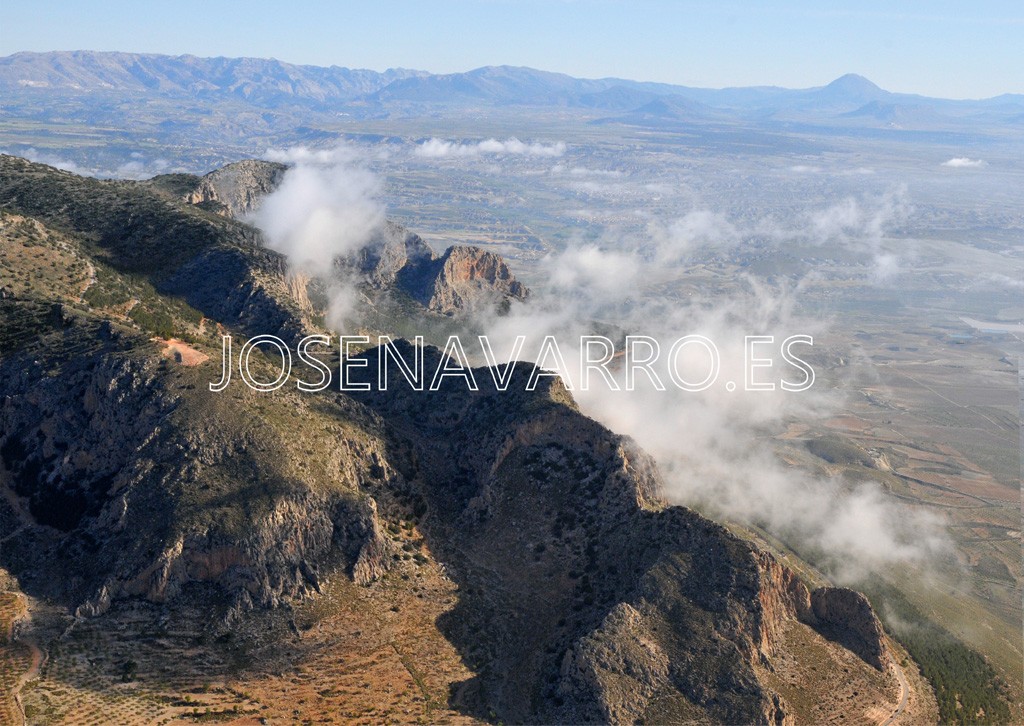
[2,1,1022,99]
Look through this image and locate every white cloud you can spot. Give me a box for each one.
[12,148,179,180]
[647,210,740,263]
[252,144,386,328]
[415,137,566,158]
[973,272,1024,290]
[112,157,171,180]
[566,166,625,177]
[545,243,642,296]
[254,144,384,271]
[20,147,88,175]
[942,157,986,168]
[871,252,901,282]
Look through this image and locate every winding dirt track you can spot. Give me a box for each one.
[5,593,44,726]
[880,660,909,726]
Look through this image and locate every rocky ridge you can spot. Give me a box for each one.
[339,343,894,723]
[181,159,287,217]
[172,159,532,317]
[416,244,529,315]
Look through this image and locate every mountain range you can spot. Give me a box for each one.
[3,50,1022,125]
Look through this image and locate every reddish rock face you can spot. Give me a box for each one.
[755,551,814,655]
[344,222,530,316]
[440,245,514,284]
[426,245,529,315]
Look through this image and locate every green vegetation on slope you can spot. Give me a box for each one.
[864,582,1012,724]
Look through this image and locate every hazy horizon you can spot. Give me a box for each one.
[4,1,1023,99]
[5,48,1023,103]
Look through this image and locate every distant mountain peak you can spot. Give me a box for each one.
[826,73,882,92]
[811,73,889,106]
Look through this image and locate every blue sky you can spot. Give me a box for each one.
[3,1,1021,98]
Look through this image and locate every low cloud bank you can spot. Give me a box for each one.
[472,195,948,583]
[645,188,912,282]
[415,137,566,158]
[8,148,174,180]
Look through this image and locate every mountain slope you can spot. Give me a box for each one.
[0,156,931,723]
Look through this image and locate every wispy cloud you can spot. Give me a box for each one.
[641,188,912,283]
[415,137,566,158]
[972,272,1024,290]
[9,148,177,180]
[19,147,88,175]
[113,153,171,180]
[470,214,949,582]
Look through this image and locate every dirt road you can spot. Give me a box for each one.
[7,593,45,726]
[880,660,909,726]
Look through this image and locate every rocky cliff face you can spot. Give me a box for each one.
[417,244,529,315]
[182,159,287,217]
[343,221,530,316]
[810,587,891,670]
[754,551,815,651]
[160,244,314,344]
[559,602,670,723]
[0,312,395,620]
[349,220,436,288]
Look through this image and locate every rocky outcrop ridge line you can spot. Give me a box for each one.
[182,159,287,217]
